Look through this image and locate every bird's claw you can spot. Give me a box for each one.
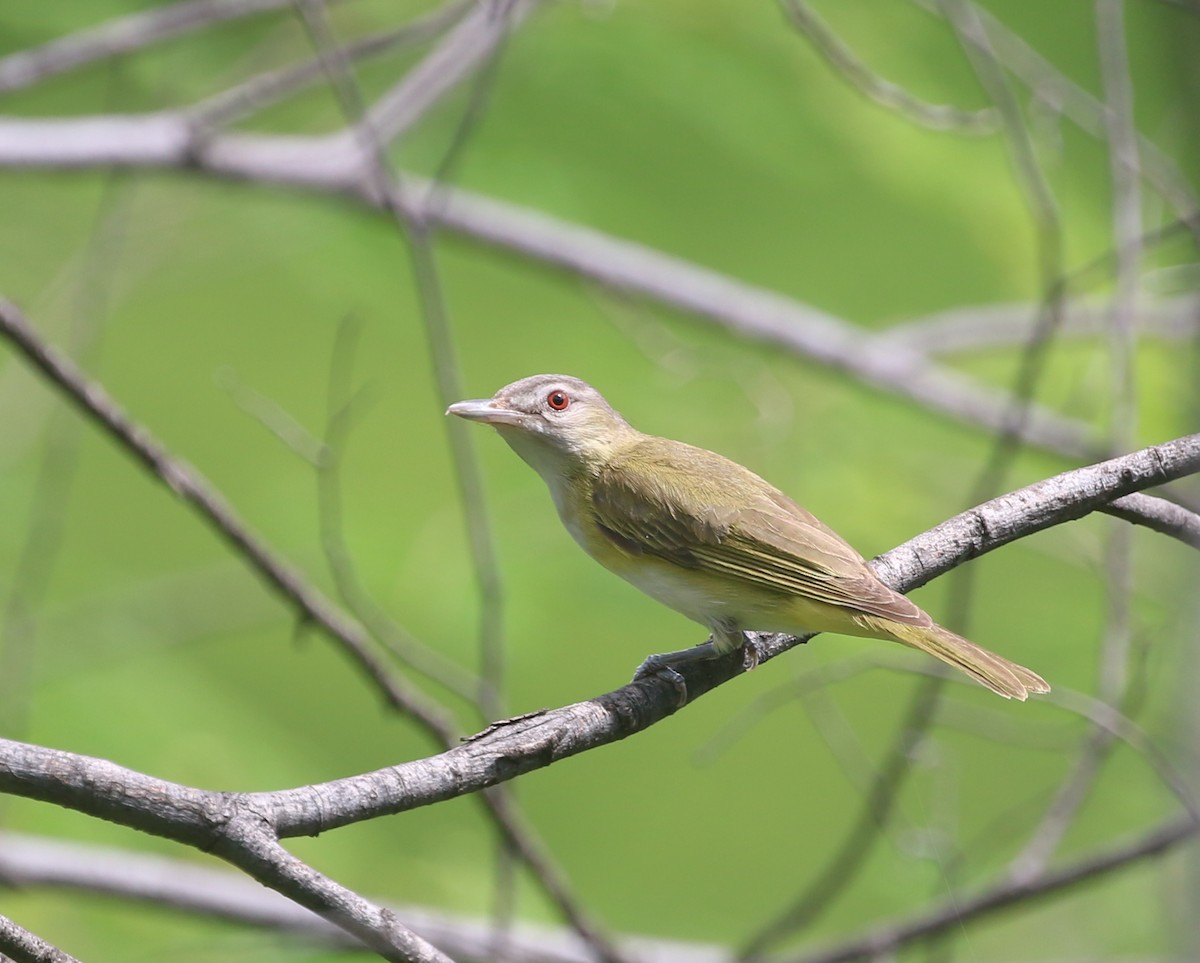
[633,655,689,707]
[741,637,761,672]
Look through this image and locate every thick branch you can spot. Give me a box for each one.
[3,434,1193,841]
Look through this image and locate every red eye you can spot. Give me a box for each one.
[546,390,570,411]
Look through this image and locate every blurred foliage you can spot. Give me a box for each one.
[0,0,1197,960]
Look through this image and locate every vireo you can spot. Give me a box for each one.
[448,374,1048,700]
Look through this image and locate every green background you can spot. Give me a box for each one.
[0,0,1197,959]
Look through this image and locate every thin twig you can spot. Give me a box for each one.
[291,6,625,960]
[1007,0,1146,884]
[909,0,1200,228]
[0,0,332,95]
[745,6,1074,948]
[0,299,458,741]
[0,832,735,963]
[779,0,997,133]
[318,317,483,704]
[188,1,474,133]
[0,114,1103,460]
[786,812,1198,963]
[353,0,538,147]
[0,176,133,742]
[877,292,1197,357]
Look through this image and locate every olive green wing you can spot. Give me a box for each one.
[592,439,928,626]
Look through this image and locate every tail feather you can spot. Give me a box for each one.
[859,616,1050,700]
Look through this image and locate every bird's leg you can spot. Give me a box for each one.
[632,644,715,707]
[633,641,718,683]
[709,619,761,672]
[632,621,755,705]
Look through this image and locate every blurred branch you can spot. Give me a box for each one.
[749,6,1074,946]
[738,674,943,960]
[878,292,1197,356]
[292,7,620,961]
[0,832,735,963]
[189,0,474,133]
[0,915,80,963]
[698,650,1198,822]
[779,0,997,133]
[0,298,459,741]
[318,317,482,704]
[911,0,1200,228]
[1008,0,1147,886]
[0,176,132,742]
[0,0,332,95]
[0,114,1102,459]
[352,0,537,147]
[789,812,1198,963]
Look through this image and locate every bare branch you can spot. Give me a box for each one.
[5,436,1189,833]
[0,299,458,740]
[291,7,621,959]
[0,915,81,963]
[912,0,1200,226]
[0,434,1194,959]
[317,317,483,704]
[0,832,736,963]
[0,115,1102,459]
[878,293,1198,356]
[786,813,1198,963]
[355,0,538,147]
[1101,492,1200,548]
[189,0,474,133]
[0,0,320,95]
[779,0,997,133]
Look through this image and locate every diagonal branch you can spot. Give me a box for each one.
[0,0,334,95]
[0,915,82,963]
[0,298,458,741]
[5,434,1193,835]
[1101,492,1200,548]
[350,0,538,147]
[0,115,1102,460]
[1,433,1195,959]
[780,0,997,132]
[0,832,735,963]
[189,0,474,133]
[787,812,1198,963]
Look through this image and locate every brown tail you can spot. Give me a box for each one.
[858,616,1050,700]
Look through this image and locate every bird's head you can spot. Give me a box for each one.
[447,374,636,478]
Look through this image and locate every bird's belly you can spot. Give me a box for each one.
[592,546,855,637]
[557,494,868,638]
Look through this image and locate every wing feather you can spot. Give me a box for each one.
[592,439,927,626]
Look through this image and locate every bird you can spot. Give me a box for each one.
[447,374,1049,700]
